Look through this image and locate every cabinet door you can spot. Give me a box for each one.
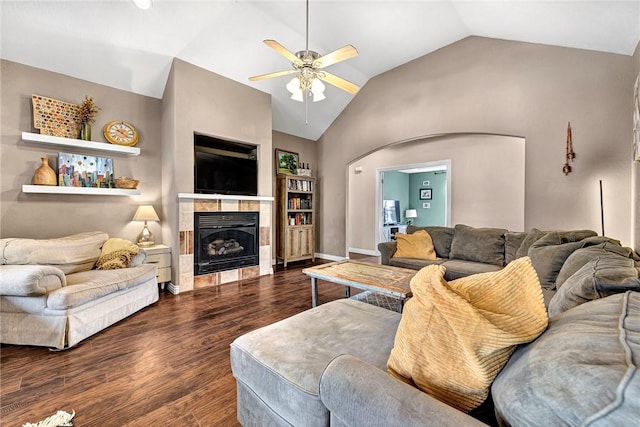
[299,228,314,257]
[285,228,301,258]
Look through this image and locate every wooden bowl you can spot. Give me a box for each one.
[114,177,139,189]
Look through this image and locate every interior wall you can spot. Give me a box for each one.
[347,134,525,253]
[409,171,447,226]
[382,171,409,216]
[321,36,634,257]
[633,42,640,251]
[0,59,162,240]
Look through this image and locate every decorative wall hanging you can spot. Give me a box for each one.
[563,121,575,175]
[58,152,114,188]
[275,149,299,174]
[31,94,81,139]
[634,73,640,162]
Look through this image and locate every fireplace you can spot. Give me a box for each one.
[195,211,259,275]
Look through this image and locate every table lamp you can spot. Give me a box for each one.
[405,209,418,225]
[132,205,160,247]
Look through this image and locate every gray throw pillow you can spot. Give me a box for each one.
[493,292,640,427]
[407,226,454,258]
[548,255,640,316]
[515,228,546,259]
[504,231,528,265]
[449,224,507,267]
[527,231,599,290]
[555,240,631,289]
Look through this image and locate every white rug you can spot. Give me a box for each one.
[23,410,75,427]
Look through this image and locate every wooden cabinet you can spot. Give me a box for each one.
[277,174,315,267]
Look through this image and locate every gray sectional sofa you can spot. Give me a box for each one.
[0,232,159,349]
[231,225,640,426]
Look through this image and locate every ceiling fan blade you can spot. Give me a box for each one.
[264,40,300,64]
[318,72,360,94]
[313,45,358,69]
[249,69,298,81]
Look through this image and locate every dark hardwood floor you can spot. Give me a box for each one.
[0,258,370,427]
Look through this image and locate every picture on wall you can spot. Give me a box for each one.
[275,148,299,174]
[419,188,432,200]
[58,152,114,188]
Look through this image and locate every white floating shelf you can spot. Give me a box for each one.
[21,132,140,156]
[22,185,140,196]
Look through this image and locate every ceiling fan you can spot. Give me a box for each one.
[249,0,360,103]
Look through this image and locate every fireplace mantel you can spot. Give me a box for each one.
[178,193,274,202]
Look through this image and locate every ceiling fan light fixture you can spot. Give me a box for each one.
[311,79,326,102]
[286,77,301,94]
[290,90,304,102]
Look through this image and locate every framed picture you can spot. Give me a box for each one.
[422,180,430,186]
[58,152,113,188]
[419,188,432,200]
[275,148,299,174]
[422,202,431,209]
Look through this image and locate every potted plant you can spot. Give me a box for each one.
[78,96,100,141]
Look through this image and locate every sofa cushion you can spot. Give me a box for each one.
[449,224,507,267]
[387,257,547,412]
[504,231,528,265]
[47,264,157,310]
[392,230,436,260]
[555,241,633,289]
[95,238,141,270]
[0,232,109,274]
[528,232,604,290]
[230,299,401,427]
[515,228,546,258]
[493,291,640,426]
[548,254,640,316]
[407,226,454,258]
[441,259,502,280]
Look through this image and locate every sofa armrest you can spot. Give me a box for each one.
[377,242,397,265]
[319,354,487,427]
[0,265,66,296]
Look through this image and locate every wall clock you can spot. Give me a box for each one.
[103,121,139,146]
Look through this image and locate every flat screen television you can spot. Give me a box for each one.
[194,150,258,196]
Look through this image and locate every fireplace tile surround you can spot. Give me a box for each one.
[176,193,274,294]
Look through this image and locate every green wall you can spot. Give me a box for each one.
[382,171,409,222]
[408,171,447,226]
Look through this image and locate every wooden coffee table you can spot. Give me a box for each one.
[302,260,416,310]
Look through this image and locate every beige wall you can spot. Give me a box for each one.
[347,134,525,253]
[633,43,640,250]
[318,37,635,257]
[162,59,272,287]
[0,60,162,240]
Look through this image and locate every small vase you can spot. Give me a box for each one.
[80,122,91,141]
[33,156,57,186]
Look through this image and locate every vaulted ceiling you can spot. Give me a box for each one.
[2,1,639,141]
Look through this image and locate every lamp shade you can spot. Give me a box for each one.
[132,205,160,222]
[405,209,418,219]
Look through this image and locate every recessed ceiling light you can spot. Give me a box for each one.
[133,0,153,10]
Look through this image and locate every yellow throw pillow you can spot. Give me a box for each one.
[95,238,140,270]
[392,230,436,260]
[387,256,548,412]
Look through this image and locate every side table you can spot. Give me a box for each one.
[142,244,172,289]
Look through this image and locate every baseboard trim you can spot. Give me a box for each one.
[166,282,180,295]
[348,247,380,256]
[315,252,348,262]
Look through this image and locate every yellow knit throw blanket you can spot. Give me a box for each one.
[95,238,140,270]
